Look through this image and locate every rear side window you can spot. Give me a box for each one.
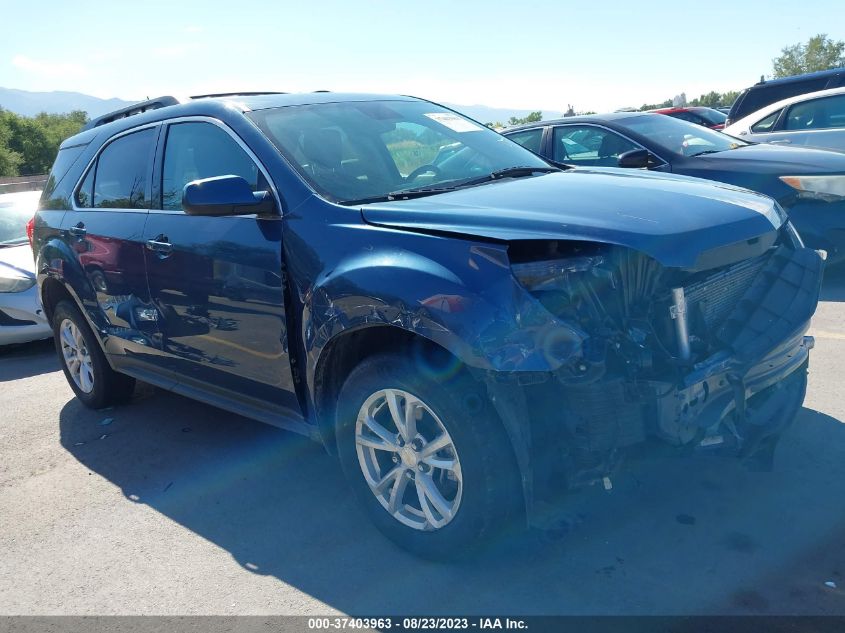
[83,128,156,209]
[161,122,260,211]
[784,94,845,130]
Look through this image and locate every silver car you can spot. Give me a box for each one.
[724,86,845,152]
[0,190,51,346]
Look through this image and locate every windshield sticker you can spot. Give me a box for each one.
[424,113,484,132]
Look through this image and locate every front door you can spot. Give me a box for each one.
[142,119,297,412]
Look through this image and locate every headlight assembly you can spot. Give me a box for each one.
[0,268,36,293]
[780,175,845,202]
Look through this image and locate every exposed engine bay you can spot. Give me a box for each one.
[490,228,824,518]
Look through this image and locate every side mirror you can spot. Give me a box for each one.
[183,175,277,217]
[617,149,657,169]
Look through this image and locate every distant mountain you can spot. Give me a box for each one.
[0,88,133,117]
[444,103,562,125]
[0,87,558,125]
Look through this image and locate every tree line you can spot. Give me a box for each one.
[0,109,87,177]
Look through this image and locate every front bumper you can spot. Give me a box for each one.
[0,285,52,346]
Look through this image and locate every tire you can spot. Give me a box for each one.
[335,351,522,559]
[52,300,135,409]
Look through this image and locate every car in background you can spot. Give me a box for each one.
[727,66,845,126]
[716,106,732,115]
[649,106,727,129]
[0,190,51,345]
[503,112,845,263]
[723,87,845,152]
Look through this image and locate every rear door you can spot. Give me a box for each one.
[60,125,161,361]
[142,118,298,413]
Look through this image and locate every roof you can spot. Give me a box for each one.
[503,111,651,132]
[649,106,719,114]
[752,66,845,87]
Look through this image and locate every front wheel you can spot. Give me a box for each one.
[336,353,522,559]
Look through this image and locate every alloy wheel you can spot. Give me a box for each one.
[355,388,463,531]
[59,319,94,394]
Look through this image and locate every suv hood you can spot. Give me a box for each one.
[360,170,783,269]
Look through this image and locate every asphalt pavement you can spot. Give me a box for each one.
[1,267,844,615]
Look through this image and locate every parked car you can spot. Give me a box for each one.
[503,112,845,263]
[649,106,727,129]
[716,106,732,115]
[33,93,822,557]
[0,190,51,346]
[727,66,845,126]
[723,86,845,152]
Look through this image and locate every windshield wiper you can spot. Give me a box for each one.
[386,165,559,201]
[690,149,723,157]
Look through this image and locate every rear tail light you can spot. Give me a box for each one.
[26,217,35,248]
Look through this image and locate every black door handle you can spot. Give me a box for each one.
[68,222,87,237]
[146,234,173,256]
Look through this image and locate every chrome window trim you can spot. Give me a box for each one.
[72,116,282,218]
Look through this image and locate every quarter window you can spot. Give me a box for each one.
[751,109,782,133]
[161,122,260,211]
[90,128,156,209]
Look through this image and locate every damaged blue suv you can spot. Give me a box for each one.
[33,92,823,558]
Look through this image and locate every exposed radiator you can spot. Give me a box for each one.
[684,251,771,331]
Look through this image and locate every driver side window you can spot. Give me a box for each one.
[552,126,637,166]
[162,122,260,211]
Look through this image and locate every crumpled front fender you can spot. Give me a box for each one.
[303,241,587,394]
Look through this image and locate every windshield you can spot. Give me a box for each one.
[618,113,748,157]
[247,100,551,204]
[0,193,39,246]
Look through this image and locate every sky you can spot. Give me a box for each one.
[0,0,843,115]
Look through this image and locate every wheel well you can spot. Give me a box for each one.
[40,278,74,324]
[313,326,455,452]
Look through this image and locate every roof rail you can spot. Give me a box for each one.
[82,96,181,131]
[189,91,287,99]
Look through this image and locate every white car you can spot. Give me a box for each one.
[0,190,51,346]
[724,86,845,152]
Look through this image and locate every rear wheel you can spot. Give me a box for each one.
[52,300,135,409]
[336,352,522,559]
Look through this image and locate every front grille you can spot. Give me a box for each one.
[684,251,771,331]
[0,309,36,327]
